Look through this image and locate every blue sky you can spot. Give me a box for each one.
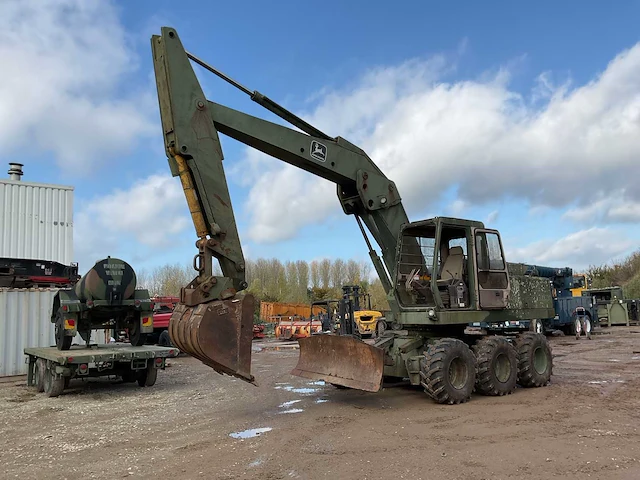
[2,0,640,275]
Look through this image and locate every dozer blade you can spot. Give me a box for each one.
[291,335,384,392]
[168,293,255,383]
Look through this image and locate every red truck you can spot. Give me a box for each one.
[149,296,265,346]
[150,296,180,346]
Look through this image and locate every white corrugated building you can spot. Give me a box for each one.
[0,163,75,377]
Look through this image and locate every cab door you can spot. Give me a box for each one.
[473,228,510,310]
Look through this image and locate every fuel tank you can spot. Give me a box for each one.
[74,256,137,302]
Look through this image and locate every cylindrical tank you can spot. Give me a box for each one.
[74,257,137,302]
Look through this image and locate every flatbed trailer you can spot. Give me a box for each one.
[24,343,180,397]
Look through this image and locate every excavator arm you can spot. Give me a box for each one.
[151,27,412,389]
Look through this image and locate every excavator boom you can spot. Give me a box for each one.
[150,27,413,388]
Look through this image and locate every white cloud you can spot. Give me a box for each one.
[563,191,640,224]
[0,0,155,173]
[74,174,190,269]
[228,41,640,243]
[506,227,634,270]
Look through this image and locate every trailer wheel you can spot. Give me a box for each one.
[128,321,147,347]
[515,332,552,387]
[43,363,65,398]
[35,358,46,393]
[420,338,477,405]
[472,336,518,396]
[54,319,72,351]
[137,366,158,387]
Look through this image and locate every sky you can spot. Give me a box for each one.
[1,0,640,276]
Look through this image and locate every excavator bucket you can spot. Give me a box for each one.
[168,293,255,383]
[291,335,384,392]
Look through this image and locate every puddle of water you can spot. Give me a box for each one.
[279,408,304,414]
[249,458,264,467]
[292,388,318,394]
[274,385,318,394]
[229,427,272,439]
[588,381,607,384]
[309,380,326,386]
[633,356,640,360]
[315,398,328,404]
[279,400,302,408]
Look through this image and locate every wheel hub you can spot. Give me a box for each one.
[448,356,469,390]
[533,346,548,374]
[494,352,511,383]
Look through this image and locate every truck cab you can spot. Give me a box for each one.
[393,217,510,317]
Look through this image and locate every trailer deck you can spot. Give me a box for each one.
[24,343,180,397]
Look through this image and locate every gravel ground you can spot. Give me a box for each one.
[2,328,640,480]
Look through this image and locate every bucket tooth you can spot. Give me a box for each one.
[168,293,255,383]
[291,335,384,392]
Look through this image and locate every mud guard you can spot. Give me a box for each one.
[168,293,255,383]
[291,335,384,392]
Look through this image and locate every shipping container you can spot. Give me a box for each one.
[0,288,107,377]
[0,288,58,377]
[0,163,74,265]
[259,301,327,322]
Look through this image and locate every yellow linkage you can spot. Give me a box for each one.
[173,153,208,239]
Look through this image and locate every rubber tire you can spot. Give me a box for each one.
[137,366,158,387]
[43,364,65,398]
[530,319,544,334]
[55,321,72,351]
[514,332,552,387]
[158,330,173,347]
[35,358,46,393]
[375,320,387,337]
[575,316,592,339]
[472,336,518,396]
[128,321,147,347]
[420,338,477,405]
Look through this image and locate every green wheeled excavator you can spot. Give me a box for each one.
[150,27,555,404]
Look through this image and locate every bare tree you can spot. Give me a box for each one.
[331,258,346,288]
[310,260,320,288]
[319,258,331,289]
[345,259,361,285]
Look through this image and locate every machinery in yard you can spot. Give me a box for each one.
[150,27,555,404]
[50,257,154,350]
[275,316,323,340]
[340,285,383,338]
[0,257,79,288]
[25,344,179,397]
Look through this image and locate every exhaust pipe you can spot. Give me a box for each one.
[8,163,23,181]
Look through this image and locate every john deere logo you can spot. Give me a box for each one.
[310,141,327,162]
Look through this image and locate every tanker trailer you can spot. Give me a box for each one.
[50,257,154,350]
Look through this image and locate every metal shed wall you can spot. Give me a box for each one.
[0,288,58,376]
[0,289,108,377]
[0,179,74,265]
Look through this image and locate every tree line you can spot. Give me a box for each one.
[136,257,390,311]
[136,248,640,314]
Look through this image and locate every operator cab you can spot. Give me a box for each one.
[394,217,510,312]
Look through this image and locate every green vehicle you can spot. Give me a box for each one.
[51,257,154,350]
[149,27,555,405]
